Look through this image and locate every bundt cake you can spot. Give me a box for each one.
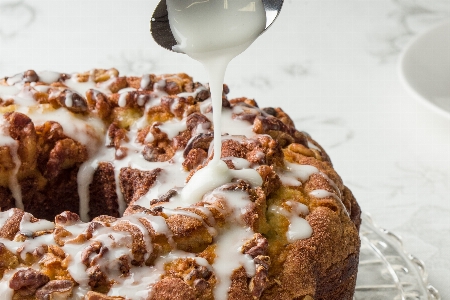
[0,69,361,299]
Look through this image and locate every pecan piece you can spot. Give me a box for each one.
[9,268,50,296]
[108,77,128,93]
[249,256,270,298]
[48,89,88,113]
[242,233,268,258]
[86,89,112,120]
[81,241,104,267]
[107,123,129,149]
[182,148,208,171]
[143,143,175,162]
[165,80,181,95]
[183,133,213,158]
[35,280,74,300]
[55,211,80,226]
[23,70,39,83]
[186,112,211,133]
[86,265,110,291]
[84,291,125,300]
[45,138,88,179]
[195,89,210,102]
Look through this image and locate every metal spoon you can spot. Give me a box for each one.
[150,0,284,51]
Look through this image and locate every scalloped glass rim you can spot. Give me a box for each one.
[355,213,441,300]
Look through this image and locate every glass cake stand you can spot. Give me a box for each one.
[355,213,441,300]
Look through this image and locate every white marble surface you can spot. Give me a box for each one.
[0,0,449,297]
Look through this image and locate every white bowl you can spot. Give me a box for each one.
[399,20,450,119]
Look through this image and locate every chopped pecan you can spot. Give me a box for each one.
[183,82,203,93]
[45,138,88,179]
[108,77,128,93]
[9,268,50,296]
[0,97,14,106]
[118,255,130,276]
[183,133,213,158]
[23,70,39,83]
[242,233,268,258]
[4,112,38,173]
[48,89,88,113]
[48,245,66,259]
[165,80,181,95]
[257,165,281,196]
[261,107,276,116]
[222,97,231,108]
[286,143,321,160]
[86,89,112,120]
[92,68,119,83]
[150,189,178,205]
[273,107,295,127]
[86,265,110,292]
[182,148,208,171]
[55,211,80,226]
[249,256,270,298]
[186,113,211,133]
[253,115,308,148]
[124,205,164,217]
[161,96,196,119]
[193,278,210,292]
[185,265,212,282]
[195,89,210,102]
[230,97,257,107]
[143,143,175,162]
[84,291,125,300]
[81,241,101,267]
[107,123,129,149]
[140,74,155,90]
[253,115,286,133]
[35,280,74,300]
[223,84,230,95]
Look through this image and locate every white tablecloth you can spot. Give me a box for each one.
[1,0,449,297]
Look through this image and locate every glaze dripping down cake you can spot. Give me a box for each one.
[0,69,361,299]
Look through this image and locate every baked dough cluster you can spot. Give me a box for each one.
[0,69,361,299]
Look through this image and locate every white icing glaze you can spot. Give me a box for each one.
[180,159,262,204]
[0,84,20,98]
[37,71,61,84]
[212,227,255,300]
[0,210,14,230]
[309,189,340,200]
[307,140,321,151]
[0,269,20,298]
[64,75,111,97]
[140,74,151,89]
[19,212,55,234]
[285,162,319,182]
[158,118,188,140]
[118,88,137,107]
[270,201,313,242]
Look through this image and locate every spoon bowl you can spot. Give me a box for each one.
[150,0,284,51]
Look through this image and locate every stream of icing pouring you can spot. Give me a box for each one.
[163,1,267,298]
[166,0,266,203]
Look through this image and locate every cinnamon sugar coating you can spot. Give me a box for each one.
[0,69,360,299]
